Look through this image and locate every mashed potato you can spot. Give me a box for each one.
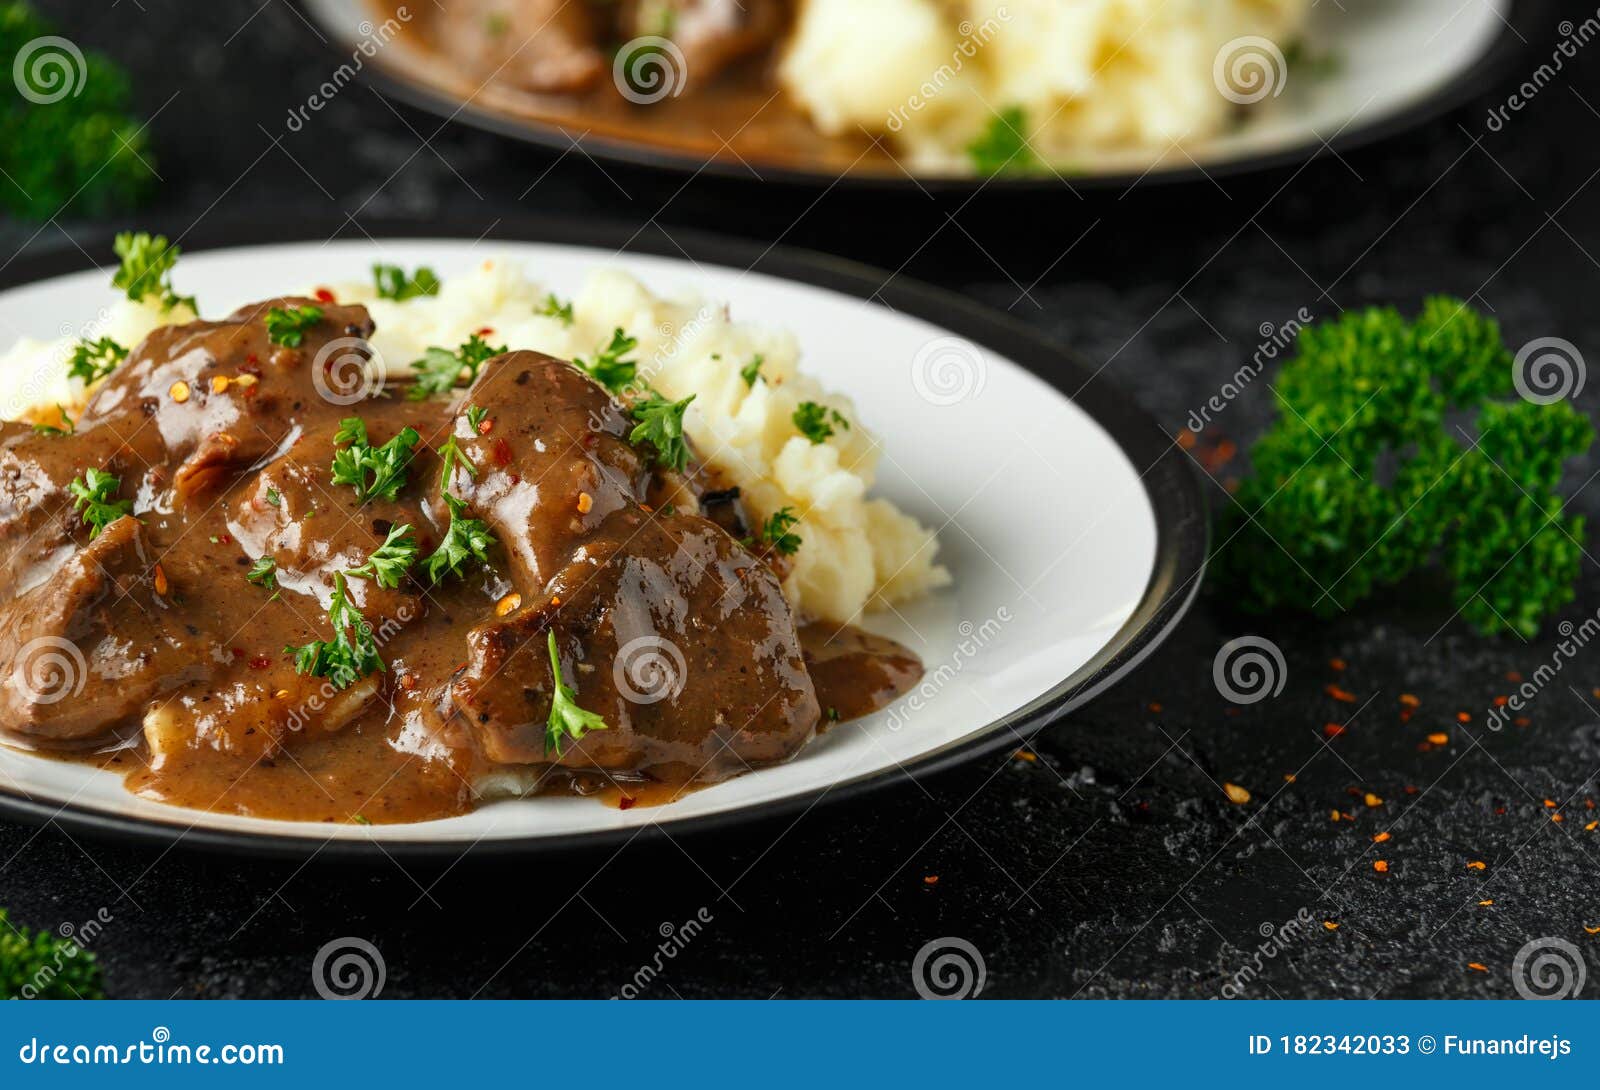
[0,260,948,624]
[780,0,1312,171]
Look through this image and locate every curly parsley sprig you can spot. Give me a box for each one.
[67,336,127,386]
[330,418,421,504]
[264,304,323,347]
[67,468,131,538]
[408,333,506,400]
[372,263,440,302]
[111,232,194,312]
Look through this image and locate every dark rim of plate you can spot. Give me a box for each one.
[0,216,1210,859]
[287,0,1553,192]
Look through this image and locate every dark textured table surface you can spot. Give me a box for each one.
[1,0,1598,999]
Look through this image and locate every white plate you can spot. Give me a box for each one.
[0,223,1205,856]
[293,0,1533,187]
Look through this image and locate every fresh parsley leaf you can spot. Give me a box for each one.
[264,304,323,347]
[32,406,74,437]
[545,630,608,756]
[66,336,128,385]
[330,419,420,503]
[67,468,131,538]
[423,494,495,584]
[465,404,489,434]
[793,401,849,444]
[346,523,418,590]
[574,328,638,394]
[285,571,383,690]
[438,435,478,487]
[265,487,282,508]
[407,333,506,400]
[629,391,696,471]
[539,293,575,326]
[371,263,441,302]
[968,107,1044,177]
[111,232,194,311]
[759,506,802,556]
[246,555,277,589]
[740,354,764,388]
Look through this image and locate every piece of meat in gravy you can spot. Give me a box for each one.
[434,0,607,94]
[618,0,789,86]
[451,506,818,778]
[0,516,201,743]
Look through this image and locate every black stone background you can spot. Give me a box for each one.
[1,0,1598,999]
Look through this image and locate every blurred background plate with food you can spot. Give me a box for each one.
[294,0,1532,187]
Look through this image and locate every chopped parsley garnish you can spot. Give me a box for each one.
[408,333,506,400]
[265,487,282,508]
[67,468,131,538]
[371,263,440,301]
[346,523,418,590]
[32,406,74,437]
[740,354,765,388]
[465,404,489,434]
[539,293,575,326]
[246,555,277,589]
[438,434,478,486]
[968,107,1043,177]
[264,304,323,348]
[111,232,194,312]
[574,328,638,394]
[66,336,128,385]
[330,418,420,503]
[285,571,382,691]
[423,494,495,584]
[793,401,849,444]
[758,506,802,555]
[545,630,608,756]
[629,391,696,471]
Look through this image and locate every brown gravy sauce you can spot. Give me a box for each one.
[30,625,920,824]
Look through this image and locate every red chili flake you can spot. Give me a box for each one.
[1495,806,1507,815]
[491,438,512,467]
[314,287,336,303]
[1587,799,1596,810]
[248,655,271,670]
[923,875,939,886]
[1467,962,1488,973]
[1147,702,1162,713]
[216,532,232,545]
[1456,711,1471,723]
[1175,430,1196,450]
[231,647,246,659]
[245,354,259,367]
[1325,684,1357,703]
[1373,860,1389,874]
[476,415,494,435]
[1399,693,1420,708]
[1492,695,1508,707]
[618,795,637,811]
[1323,723,1346,739]
[1403,785,1418,795]
[1506,670,1523,683]
[1329,657,1347,672]
[1544,798,1558,808]
[1399,709,1413,723]
[507,473,521,485]
[478,326,495,336]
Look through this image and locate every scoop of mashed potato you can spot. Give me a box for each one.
[780,0,1312,171]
